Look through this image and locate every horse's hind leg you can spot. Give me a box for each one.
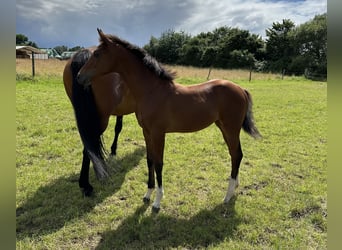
[79,148,93,196]
[224,139,242,203]
[216,122,243,203]
[111,115,123,156]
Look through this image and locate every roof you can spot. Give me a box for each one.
[16,46,46,54]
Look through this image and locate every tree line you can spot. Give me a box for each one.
[16,13,326,80]
[143,13,326,80]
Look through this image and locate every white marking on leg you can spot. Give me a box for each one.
[224,177,239,204]
[152,186,164,209]
[144,188,154,201]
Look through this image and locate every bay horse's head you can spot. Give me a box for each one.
[78,28,120,86]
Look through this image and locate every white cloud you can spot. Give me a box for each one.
[176,0,326,38]
[16,0,326,48]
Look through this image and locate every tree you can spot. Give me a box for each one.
[143,36,159,58]
[213,27,263,69]
[144,26,265,69]
[69,46,84,51]
[201,46,218,67]
[179,37,202,66]
[290,13,327,80]
[179,35,209,66]
[16,34,38,48]
[265,19,296,75]
[146,29,191,64]
[229,50,256,69]
[53,45,68,55]
[16,34,28,45]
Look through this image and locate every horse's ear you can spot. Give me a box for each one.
[97,28,110,45]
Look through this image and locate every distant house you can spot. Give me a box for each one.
[39,48,62,59]
[60,51,77,60]
[16,46,48,59]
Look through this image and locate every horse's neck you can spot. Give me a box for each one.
[114,50,162,100]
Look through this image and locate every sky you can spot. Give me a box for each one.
[16,0,326,49]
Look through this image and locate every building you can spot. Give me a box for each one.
[39,48,62,59]
[16,46,48,59]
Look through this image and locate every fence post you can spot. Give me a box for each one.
[31,51,35,77]
[207,67,212,80]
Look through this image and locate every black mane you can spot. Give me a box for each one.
[99,34,176,81]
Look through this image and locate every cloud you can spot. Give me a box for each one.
[177,0,326,38]
[16,0,326,48]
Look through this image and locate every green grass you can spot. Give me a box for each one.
[16,76,327,249]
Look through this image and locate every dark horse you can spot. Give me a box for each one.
[63,48,135,196]
[78,29,261,212]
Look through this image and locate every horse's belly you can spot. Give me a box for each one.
[166,111,217,133]
[112,101,135,115]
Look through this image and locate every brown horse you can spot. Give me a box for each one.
[78,29,261,212]
[63,48,135,196]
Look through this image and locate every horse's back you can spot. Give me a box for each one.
[173,79,247,106]
[175,79,244,95]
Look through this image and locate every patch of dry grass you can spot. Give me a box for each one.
[16,59,68,78]
[169,65,282,81]
[16,58,282,81]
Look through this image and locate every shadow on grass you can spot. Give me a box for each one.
[96,197,241,249]
[16,146,145,239]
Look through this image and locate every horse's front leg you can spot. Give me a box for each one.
[143,157,155,203]
[142,160,164,212]
[151,132,165,213]
[142,129,155,203]
[152,161,164,213]
[142,129,165,212]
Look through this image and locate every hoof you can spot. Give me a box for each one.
[152,206,160,213]
[143,197,150,204]
[81,186,93,197]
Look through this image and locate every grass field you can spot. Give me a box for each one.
[16,59,327,249]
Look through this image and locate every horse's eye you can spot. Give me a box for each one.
[94,50,100,58]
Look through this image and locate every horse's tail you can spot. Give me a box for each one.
[70,49,108,180]
[242,90,262,139]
